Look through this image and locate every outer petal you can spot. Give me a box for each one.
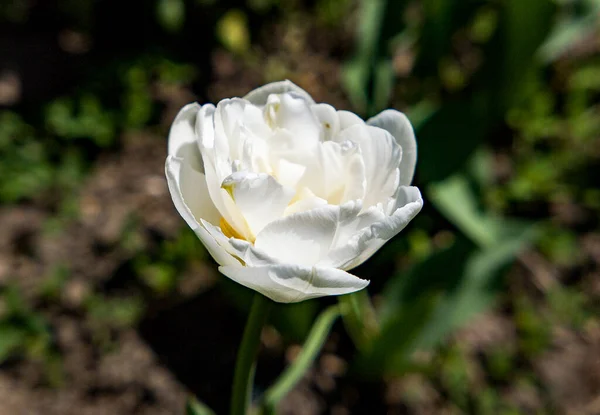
[165,155,221,227]
[196,102,253,239]
[367,109,417,186]
[165,158,238,266]
[243,80,315,106]
[339,124,401,209]
[168,103,203,172]
[326,186,424,270]
[195,103,216,156]
[218,264,369,303]
[197,219,272,268]
[194,223,240,267]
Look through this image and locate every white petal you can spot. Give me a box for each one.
[199,153,252,240]
[329,203,385,252]
[218,264,369,303]
[194,222,240,267]
[326,186,423,270]
[337,110,365,131]
[221,171,295,238]
[168,103,203,171]
[205,100,272,177]
[284,187,328,216]
[265,93,321,148]
[367,109,417,186]
[199,218,273,267]
[298,141,366,205]
[339,124,401,209]
[243,80,315,106]
[254,205,343,266]
[165,155,221,228]
[311,104,340,141]
[194,102,252,238]
[272,157,306,189]
[214,98,243,166]
[195,104,216,153]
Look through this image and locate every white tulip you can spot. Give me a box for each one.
[165,81,423,303]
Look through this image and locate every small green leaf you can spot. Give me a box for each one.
[186,396,216,415]
[261,306,341,413]
[428,174,500,247]
[0,323,26,363]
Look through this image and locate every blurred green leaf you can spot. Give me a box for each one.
[157,0,185,33]
[0,112,54,202]
[428,174,500,247]
[0,323,26,363]
[186,396,216,415]
[416,103,488,183]
[86,295,145,328]
[484,0,555,112]
[539,0,600,63]
[339,290,379,351]
[45,96,116,147]
[428,171,540,248]
[361,217,538,376]
[342,0,387,114]
[373,60,395,114]
[216,9,250,54]
[262,306,341,413]
[0,287,53,364]
[270,300,317,342]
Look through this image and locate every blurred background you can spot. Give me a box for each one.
[0,0,599,414]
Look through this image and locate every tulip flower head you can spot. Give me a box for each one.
[166,81,423,302]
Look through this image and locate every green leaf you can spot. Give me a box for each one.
[428,174,500,247]
[270,300,317,342]
[428,172,540,249]
[416,102,488,183]
[482,0,555,112]
[0,323,26,363]
[185,396,216,415]
[361,222,538,376]
[338,290,379,351]
[261,306,341,413]
[341,0,387,114]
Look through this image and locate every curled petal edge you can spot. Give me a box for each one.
[367,109,417,186]
[168,103,203,172]
[219,263,369,303]
[327,186,424,270]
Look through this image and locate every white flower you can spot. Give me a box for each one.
[165,81,423,303]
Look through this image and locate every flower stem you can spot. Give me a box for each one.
[230,293,272,415]
[338,290,379,350]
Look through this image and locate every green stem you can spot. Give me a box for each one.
[260,306,341,414]
[338,290,379,350]
[230,293,272,415]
